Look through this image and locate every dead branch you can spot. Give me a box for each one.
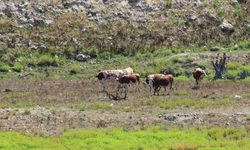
[106,91,127,101]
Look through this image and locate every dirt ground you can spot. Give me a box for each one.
[0,78,250,137]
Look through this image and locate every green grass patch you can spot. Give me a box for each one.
[1,127,250,149]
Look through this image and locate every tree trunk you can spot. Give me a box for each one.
[240,69,248,79]
[211,53,228,80]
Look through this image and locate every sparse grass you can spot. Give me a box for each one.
[90,102,111,111]
[4,92,35,99]
[24,109,31,115]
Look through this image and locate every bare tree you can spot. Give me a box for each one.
[211,53,228,80]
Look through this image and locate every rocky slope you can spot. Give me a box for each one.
[0,0,249,58]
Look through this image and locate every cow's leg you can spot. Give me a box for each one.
[154,86,159,95]
[157,87,161,96]
[199,79,202,89]
[126,84,129,92]
[138,81,140,92]
[103,80,107,92]
[195,79,199,89]
[167,84,172,95]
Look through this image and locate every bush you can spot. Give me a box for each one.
[227,70,238,79]
[0,63,10,72]
[175,75,191,81]
[13,63,24,72]
[185,54,195,63]
[171,56,180,63]
[37,55,59,67]
[37,55,53,66]
[70,64,81,74]
[238,40,250,49]
[227,62,237,70]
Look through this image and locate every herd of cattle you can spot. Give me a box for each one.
[95,67,207,95]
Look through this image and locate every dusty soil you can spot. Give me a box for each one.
[0,78,250,137]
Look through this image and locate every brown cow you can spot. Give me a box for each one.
[142,74,165,92]
[193,67,207,89]
[152,74,174,96]
[116,73,140,92]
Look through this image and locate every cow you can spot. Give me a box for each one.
[142,74,165,92]
[193,67,207,89]
[116,73,140,92]
[152,74,174,96]
[95,67,133,92]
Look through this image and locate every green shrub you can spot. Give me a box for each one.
[174,75,191,81]
[70,64,81,74]
[227,62,237,70]
[13,63,24,72]
[37,55,59,67]
[185,54,195,63]
[171,56,180,63]
[238,40,250,49]
[227,70,238,79]
[37,55,53,66]
[0,63,10,72]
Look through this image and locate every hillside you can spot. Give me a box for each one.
[1,0,250,57]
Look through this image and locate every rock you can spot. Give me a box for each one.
[234,95,242,99]
[208,13,216,20]
[210,47,219,51]
[75,54,91,62]
[30,45,37,50]
[185,13,197,21]
[219,19,234,33]
[38,44,46,50]
[34,18,54,27]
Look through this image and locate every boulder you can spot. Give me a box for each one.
[74,54,91,62]
[210,46,219,51]
[34,18,54,27]
[219,19,234,33]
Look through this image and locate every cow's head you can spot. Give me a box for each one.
[114,78,121,85]
[95,72,105,80]
[142,79,149,88]
[202,70,207,77]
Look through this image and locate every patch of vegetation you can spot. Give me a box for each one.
[90,102,111,111]
[24,109,31,115]
[1,127,250,149]
[4,92,35,99]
